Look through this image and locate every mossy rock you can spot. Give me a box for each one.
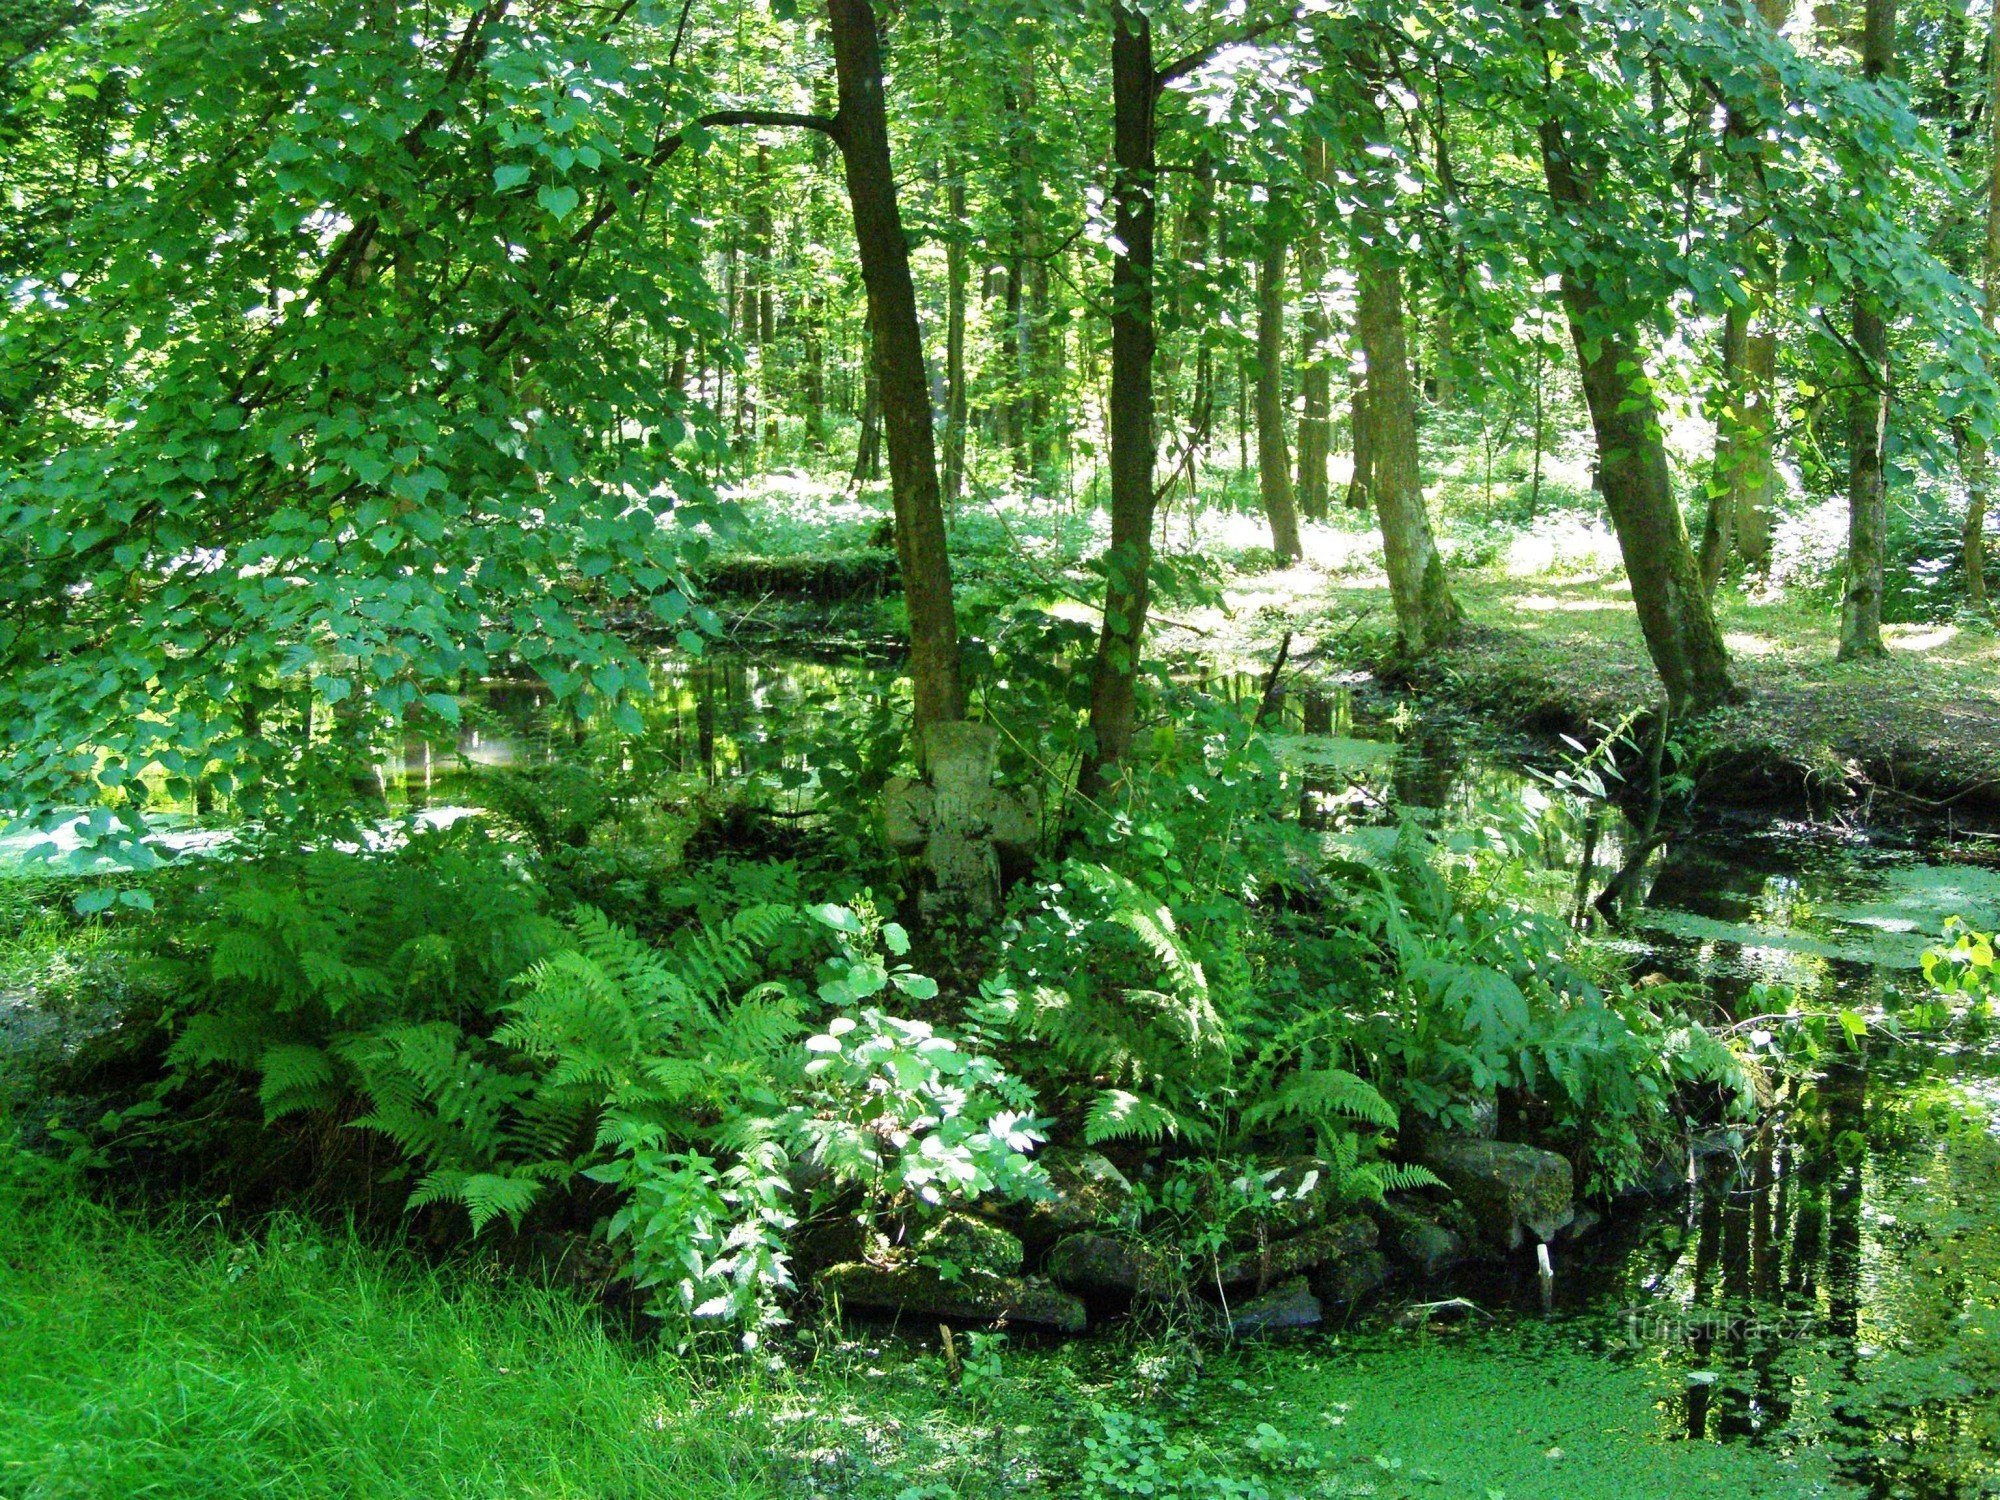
[1311,1247,1393,1307]
[819,1261,1087,1334]
[1012,1148,1140,1246]
[1226,1276,1322,1338]
[1373,1196,1469,1279]
[1214,1214,1378,1292]
[1045,1232,1179,1302]
[1420,1137,1574,1254]
[915,1213,1023,1276]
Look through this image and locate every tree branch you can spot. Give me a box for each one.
[1155,8,1300,95]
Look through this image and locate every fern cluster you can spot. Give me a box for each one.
[165,836,1043,1336]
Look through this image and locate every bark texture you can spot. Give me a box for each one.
[828,0,965,726]
[1538,118,1736,712]
[1256,229,1304,560]
[1078,3,1157,801]
[1839,0,1897,661]
[1295,136,1333,520]
[1356,242,1460,652]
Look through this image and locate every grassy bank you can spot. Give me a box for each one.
[1184,537,2000,817]
[0,1168,1858,1500]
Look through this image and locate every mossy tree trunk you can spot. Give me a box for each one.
[1839,0,1897,662]
[1078,2,1157,801]
[1355,237,1460,653]
[1537,116,1737,713]
[828,0,965,727]
[1256,223,1304,561]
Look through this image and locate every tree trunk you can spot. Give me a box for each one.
[853,350,881,482]
[1839,0,1897,661]
[1704,0,1787,586]
[827,0,965,727]
[1538,117,1737,713]
[1356,241,1460,652]
[1078,3,1156,801]
[1345,382,1373,511]
[1256,229,1303,560]
[1967,0,1999,612]
[1295,136,1332,520]
[1698,301,1751,595]
[944,174,969,503]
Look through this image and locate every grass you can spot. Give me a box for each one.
[0,1164,1869,1500]
[1180,520,2000,812]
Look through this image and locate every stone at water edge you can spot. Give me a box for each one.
[1312,1248,1393,1307]
[1213,1214,1379,1292]
[1012,1148,1141,1246]
[1373,1197,1469,1279]
[883,721,1036,922]
[1419,1137,1574,1255]
[1045,1232,1177,1301]
[819,1262,1088,1334]
[1226,1277,1322,1337]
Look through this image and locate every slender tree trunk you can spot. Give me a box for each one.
[1256,229,1303,560]
[1966,0,2000,611]
[1538,117,1737,712]
[1698,302,1751,595]
[853,351,881,482]
[1432,306,1456,409]
[1356,241,1460,652]
[944,174,969,503]
[1839,0,1897,661]
[827,0,964,726]
[1295,136,1332,520]
[1078,3,1156,801]
[1345,382,1373,511]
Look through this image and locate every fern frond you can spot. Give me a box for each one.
[1083,1088,1182,1145]
[1239,1068,1398,1135]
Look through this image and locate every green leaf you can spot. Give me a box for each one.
[537,184,580,221]
[493,163,532,190]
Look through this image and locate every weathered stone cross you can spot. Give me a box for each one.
[884,721,1036,922]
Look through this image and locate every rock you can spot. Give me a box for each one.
[1231,1155,1340,1234]
[1013,1149,1141,1246]
[1561,1207,1602,1243]
[1046,1233,1177,1301]
[1214,1214,1378,1292]
[792,1214,873,1273]
[915,1213,1023,1275]
[1420,1137,1574,1254]
[1313,1248,1392,1307]
[1374,1198,1468,1279]
[819,1262,1087,1334]
[1227,1277,1322,1338]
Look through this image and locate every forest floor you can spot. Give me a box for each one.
[1176,543,2000,819]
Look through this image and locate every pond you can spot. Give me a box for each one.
[11,648,2000,1496]
[424,649,2000,1496]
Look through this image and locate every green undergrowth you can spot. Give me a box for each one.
[0,1167,1858,1500]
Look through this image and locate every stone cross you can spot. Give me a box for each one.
[883,721,1037,923]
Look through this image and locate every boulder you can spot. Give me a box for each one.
[1420,1137,1574,1254]
[1227,1277,1322,1338]
[915,1213,1023,1275]
[1222,1155,1341,1235]
[1046,1233,1177,1301]
[1313,1248,1392,1307]
[1374,1198,1468,1279]
[1013,1149,1141,1247]
[1214,1214,1378,1292]
[819,1261,1087,1334]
